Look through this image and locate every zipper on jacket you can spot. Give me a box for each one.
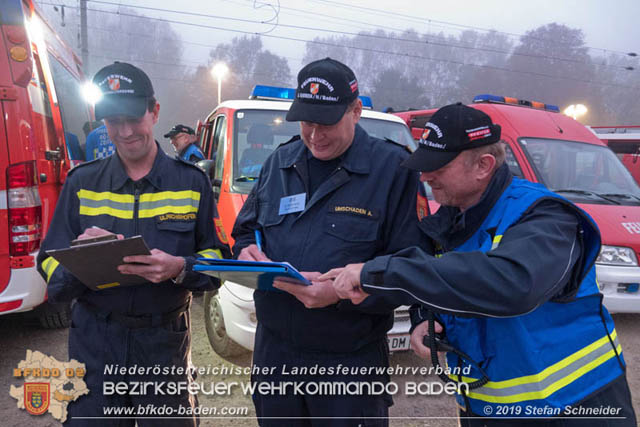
[133,181,142,235]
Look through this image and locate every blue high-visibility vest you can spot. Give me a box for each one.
[439,177,625,415]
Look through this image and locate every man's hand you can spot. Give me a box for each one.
[118,249,185,283]
[237,244,271,262]
[320,263,369,305]
[410,320,444,359]
[272,272,339,308]
[77,226,124,240]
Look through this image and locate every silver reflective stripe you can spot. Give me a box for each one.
[138,199,198,210]
[79,198,133,211]
[471,335,620,398]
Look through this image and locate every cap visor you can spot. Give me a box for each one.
[95,96,148,120]
[163,131,178,138]
[286,101,348,125]
[401,147,460,172]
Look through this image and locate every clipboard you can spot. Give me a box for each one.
[193,258,311,291]
[45,235,151,290]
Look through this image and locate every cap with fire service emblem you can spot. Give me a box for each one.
[402,102,502,173]
[286,57,360,126]
[92,61,155,120]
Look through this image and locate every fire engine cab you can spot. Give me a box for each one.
[394,94,640,313]
[0,0,92,326]
[590,126,640,186]
[197,85,417,357]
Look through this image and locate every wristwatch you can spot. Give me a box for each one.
[171,257,187,284]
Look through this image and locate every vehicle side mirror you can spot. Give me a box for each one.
[196,159,216,181]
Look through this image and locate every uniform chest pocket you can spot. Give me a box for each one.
[257,202,285,228]
[324,213,379,242]
[156,220,196,233]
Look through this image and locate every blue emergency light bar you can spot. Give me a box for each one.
[473,94,560,113]
[250,85,296,101]
[250,85,374,109]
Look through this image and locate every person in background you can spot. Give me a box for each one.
[164,124,205,163]
[85,122,116,160]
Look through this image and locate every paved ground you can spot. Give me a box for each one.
[2,299,638,426]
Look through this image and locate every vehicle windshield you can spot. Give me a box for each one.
[232,109,416,193]
[520,138,640,205]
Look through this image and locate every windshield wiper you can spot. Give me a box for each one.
[600,193,640,203]
[554,189,621,205]
[235,176,259,182]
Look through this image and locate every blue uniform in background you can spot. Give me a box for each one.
[232,125,429,426]
[37,145,230,426]
[85,124,116,160]
[179,143,205,163]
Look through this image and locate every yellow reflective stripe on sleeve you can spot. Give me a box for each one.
[41,256,60,283]
[449,330,621,403]
[198,249,222,259]
[491,235,503,250]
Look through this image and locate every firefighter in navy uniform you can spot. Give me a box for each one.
[329,104,637,426]
[231,58,429,426]
[37,62,230,426]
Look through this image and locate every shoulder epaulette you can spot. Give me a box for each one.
[383,137,413,154]
[277,135,301,148]
[66,157,103,176]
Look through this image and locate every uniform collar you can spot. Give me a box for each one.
[279,124,371,174]
[109,141,169,190]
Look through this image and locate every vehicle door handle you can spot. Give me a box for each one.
[45,149,62,161]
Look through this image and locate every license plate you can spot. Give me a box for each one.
[387,334,411,352]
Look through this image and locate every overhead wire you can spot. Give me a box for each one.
[36,1,640,90]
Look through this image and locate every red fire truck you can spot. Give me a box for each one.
[0,0,92,326]
[590,126,640,185]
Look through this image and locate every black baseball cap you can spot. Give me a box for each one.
[286,57,360,125]
[92,62,154,120]
[402,103,501,172]
[164,124,195,138]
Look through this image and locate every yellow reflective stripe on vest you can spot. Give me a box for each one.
[491,235,503,250]
[198,249,222,259]
[450,330,621,404]
[77,190,200,219]
[138,191,200,218]
[77,189,135,219]
[41,256,60,283]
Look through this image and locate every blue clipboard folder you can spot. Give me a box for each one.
[193,258,311,291]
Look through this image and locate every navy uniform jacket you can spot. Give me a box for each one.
[232,124,428,353]
[37,144,230,315]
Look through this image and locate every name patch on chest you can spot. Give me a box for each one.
[157,213,196,222]
[332,206,375,217]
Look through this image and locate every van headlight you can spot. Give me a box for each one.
[596,246,638,266]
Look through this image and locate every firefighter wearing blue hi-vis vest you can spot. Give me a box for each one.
[327,104,636,426]
[37,62,230,427]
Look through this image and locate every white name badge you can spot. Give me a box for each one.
[279,193,306,215]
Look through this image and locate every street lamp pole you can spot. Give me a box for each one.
[211,63,229,105]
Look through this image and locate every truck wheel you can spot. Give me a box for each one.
[203,290,247,357]
[36,301,71,329]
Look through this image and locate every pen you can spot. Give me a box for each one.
[255,229,263,252]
